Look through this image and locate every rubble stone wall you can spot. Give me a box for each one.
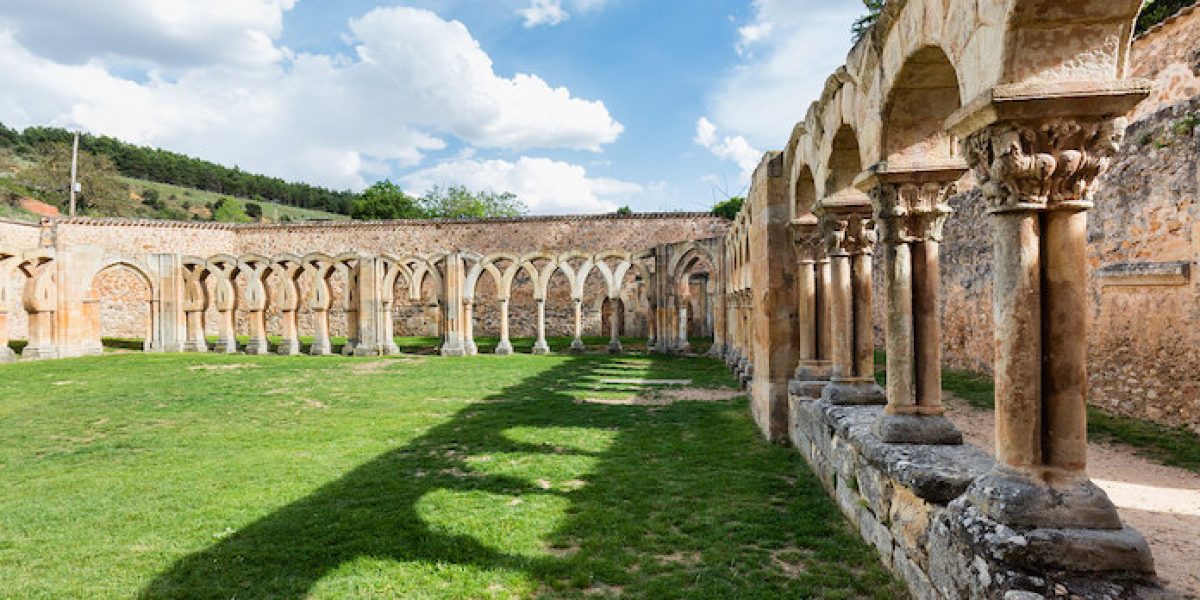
[1131,3,1200,121]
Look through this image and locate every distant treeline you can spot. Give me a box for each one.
[1137,0,1194,35]
[0,123,356,215]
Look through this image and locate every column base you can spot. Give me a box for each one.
[930,497,1156,597]
[793,360,832,381]
[341,340,359,356]
[821,380,885,406]
[0,345,15,363]
[607,340,623,354]
[725,349,741,367]
[465,341,478,356]
[244,338,271,356]
[277,339,302,356]
[495,341,514,356]
[570,338,586,353]
[788,378,829,399]
[873,413,963,445]
[21,345,57,360]
[441,342,469,357]
[645,337,656,352]
[385,342,402,356]
[309,340,334,356]
[354,344,387,357]
[962,468,1125,530]
[183,340,209,353]
[676,342,691,354]
[82,342,105,356]
[531,340,551,355]
[212,338,239,354]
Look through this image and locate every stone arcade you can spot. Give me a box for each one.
[0,0,1190,597]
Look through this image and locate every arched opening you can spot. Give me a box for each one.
[89,263,154,353]
[882,46,962,166]
[825,125,863,196]
[600,297,624,338]
[794,165,817,219]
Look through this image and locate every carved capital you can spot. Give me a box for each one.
[964,116,1127,213]
[870,181,956,244]
[788,218,824,262]
[820,213,876,256]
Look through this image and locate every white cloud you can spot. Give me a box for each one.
[517,0,610,28]
[0,0,294,71]
[706,0,859,149]
[519,0,569,27]
[0,5,623,191]
[402,157,641,215]
[694,117,761,178]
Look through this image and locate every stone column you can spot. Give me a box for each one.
[570,297,585,352]
[21,262,57,359]
[676,305,689,353]
[181,263,208,353]
[958,109,1152,554]
[788,216,831,390]
[208,260,239,354]
[240,258,271,356]
[464,300,478,355]
[440,253,468,357]
[306,261,335,356]
[339,261,360,356]
[495,297,514,355]
[531,298,550,355]
[816,211,883,405]
[868,169,964,444]
[608,297,623,354]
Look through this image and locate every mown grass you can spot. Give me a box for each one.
[0,349,902,599]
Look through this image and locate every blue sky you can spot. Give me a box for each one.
[0,0,861,214]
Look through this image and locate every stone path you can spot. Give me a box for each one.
[944,394,1200,599]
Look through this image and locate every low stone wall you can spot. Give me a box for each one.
[787,393,1157,599]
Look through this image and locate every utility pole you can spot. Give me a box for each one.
[68,132,80,217]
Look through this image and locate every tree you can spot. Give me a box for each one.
[712,196,745,220]
[852,0,885,41]
[16,143,127,215]
[419,185,526,219]
[244,202,263,221]
[141,188,162,210]
[615,206,633,216]
[211,198,251,223]
[350,180,424,220]
[1137,0,1193,34]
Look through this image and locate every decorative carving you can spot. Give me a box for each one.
[871,181,956,244]
[789,221,824,262]
[820,213,876,256]
[964,116,1127,211]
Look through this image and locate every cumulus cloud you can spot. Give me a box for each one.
[0,0,294,71]
[517,0,610,28]
[706,0,859,149]
[694,117,761,178]
[402,157,642,215]
[0,4,623,194]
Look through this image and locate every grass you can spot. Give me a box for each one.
[124,177,349,223]
[0,347,903,599]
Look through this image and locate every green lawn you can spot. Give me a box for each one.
[0,348,902,599]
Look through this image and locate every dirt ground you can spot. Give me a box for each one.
[944,394,1200,599]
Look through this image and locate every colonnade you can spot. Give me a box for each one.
[1,243,723,361]
[712,0,1159,590]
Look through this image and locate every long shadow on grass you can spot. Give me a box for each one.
[140,354,899,599]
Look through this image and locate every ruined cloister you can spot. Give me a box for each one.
[4,1,1200,598]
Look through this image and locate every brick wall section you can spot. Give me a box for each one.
[1131,3,1200,121]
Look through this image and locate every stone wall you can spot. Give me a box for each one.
[788,396,1155,600]
[7,213,723,342]
[940,98,1200,432]
[1131,2,1200,121]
